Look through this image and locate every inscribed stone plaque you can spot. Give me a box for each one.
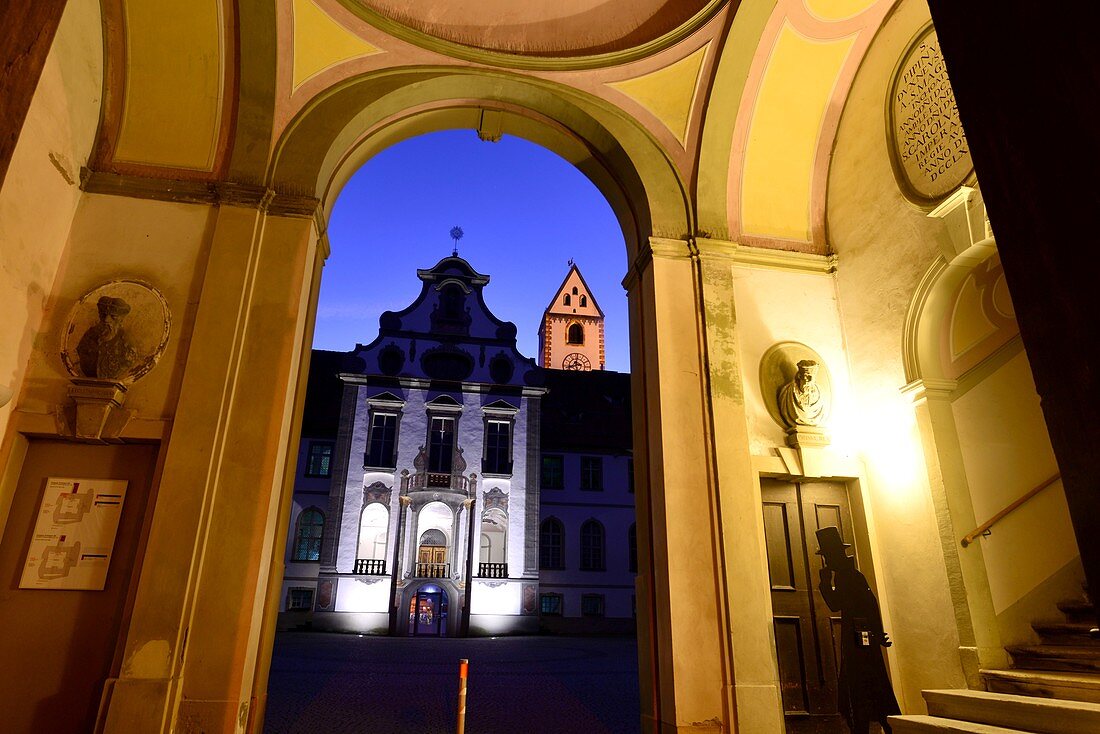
[889,27,974,201]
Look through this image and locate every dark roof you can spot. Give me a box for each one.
[540,369,632,453]
[300,349,347,438]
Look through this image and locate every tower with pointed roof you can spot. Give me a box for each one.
[538,263,605,371]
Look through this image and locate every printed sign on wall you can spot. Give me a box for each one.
[20,477,128,590]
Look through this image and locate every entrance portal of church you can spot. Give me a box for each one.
[761,479,856,734]
[408,584,449,637]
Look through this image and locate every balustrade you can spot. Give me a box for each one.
[353,558,386,575]
[478,562,508,579]
[415,562,451,578]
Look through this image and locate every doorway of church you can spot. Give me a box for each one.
[761,479,856,734]
[408,585,449,637]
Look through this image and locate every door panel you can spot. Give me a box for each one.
[762,479,854,734]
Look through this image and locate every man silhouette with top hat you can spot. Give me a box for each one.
[816,526,900,733]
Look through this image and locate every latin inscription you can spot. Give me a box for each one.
[891,31,973,199]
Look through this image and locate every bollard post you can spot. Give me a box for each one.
[456,658,469,734]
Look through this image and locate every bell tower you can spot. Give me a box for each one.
[538,262,605,371]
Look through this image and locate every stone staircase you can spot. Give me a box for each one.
[983,595,1100,704]
[890,689,1100,734]
[890,593,1100,732]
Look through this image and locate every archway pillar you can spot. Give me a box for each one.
[694,239,786,733]
[628,237,743,734]
[904,378,1009,685]
[101,203,322,734]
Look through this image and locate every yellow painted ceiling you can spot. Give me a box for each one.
[114,0,224,170]
[803,0,878,21]
[741,22,853,241]
[608,45,708,146]
[293,0,381,90]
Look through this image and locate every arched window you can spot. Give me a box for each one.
[567,323,584,345]
[357,503,389,561]
[580,519,605,571]
[628,523,637,573]
[563,294,571,306]
[292,508,324,561]
[572,286,578,295]
[540,518,564,569]
[480,509,507,564]
[580,295,587,307]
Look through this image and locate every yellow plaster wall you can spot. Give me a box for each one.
[729,265,855,456]
[15,194,217,424]
[826,0,970,707]
[0,0,103,451]
[741,22,854,241]
[951,352,1080,641]
[114,0,224,170]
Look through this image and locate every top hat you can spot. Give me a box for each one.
[815,526,852,557]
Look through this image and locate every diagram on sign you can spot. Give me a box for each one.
[20,477,127,590]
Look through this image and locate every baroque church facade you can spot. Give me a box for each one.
[279,259,638,636]
[1,1,1096,733]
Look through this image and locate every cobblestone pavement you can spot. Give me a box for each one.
[263,632,642,734]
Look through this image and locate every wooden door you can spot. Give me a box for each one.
[761,479,856,734]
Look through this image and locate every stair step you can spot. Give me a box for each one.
[1057,599,1097,624]
[1033,621,1100,646]
[982,668,1100,704]
[889,715,1027,734]
[1007,645,1100,673]
[923,688,1100,734]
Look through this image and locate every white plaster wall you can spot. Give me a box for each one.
[952,352,1078,617]
[0,0,103,443]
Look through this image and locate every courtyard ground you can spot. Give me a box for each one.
[263,632,642,734]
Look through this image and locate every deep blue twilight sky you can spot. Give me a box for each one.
[315,130,631,372]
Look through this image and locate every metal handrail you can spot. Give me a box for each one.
[961,473,1061,547]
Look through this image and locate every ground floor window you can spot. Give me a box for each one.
[581,593,605,618]
[287,588,314,611]
[540,593,563,616]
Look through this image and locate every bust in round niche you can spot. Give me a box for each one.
[759,342,832,448]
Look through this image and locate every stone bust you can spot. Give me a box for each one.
[778,359,826,428]
[76,296,138,380]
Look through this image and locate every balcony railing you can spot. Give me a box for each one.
[354,558,386,575]
[478,562,508,579]
[402,470,475,495]
[415,562,451,578]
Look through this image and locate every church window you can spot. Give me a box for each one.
[581,594,605,617]
[365,413,398,468]
[572,287,578,295]
[305,441,334,477]
[580,456,603,490]
[483,419,512,474]
[628,523,637,573]
[540,593,563,616]
[541,455,564,489]
[580,519,605,570]
[580,295,587,307]
[292,508,325,562]
[567,323,584,345]
[428,416,455,473]
[563,294,571,306]
[540,518,564,569]
[287,588,314,611]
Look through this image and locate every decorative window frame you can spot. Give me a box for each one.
[364,392,406,470]
[424,394,464,473]
[566,321,585,345]
[481,400,518,477]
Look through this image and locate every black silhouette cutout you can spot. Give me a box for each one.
[816,526,900,734]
